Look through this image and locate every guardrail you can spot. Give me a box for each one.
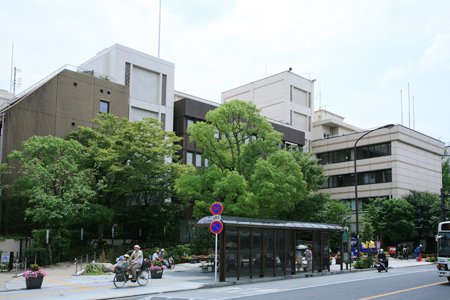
[74,253,96,275]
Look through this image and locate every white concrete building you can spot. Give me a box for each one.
[79,44,174,131]
[312,125,444,212]
[222,70,314,151]
[312,109,360,140]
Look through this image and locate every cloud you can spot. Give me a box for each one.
[419,33,450,72]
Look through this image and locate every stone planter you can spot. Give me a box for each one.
[25,276,44,289]
[150,269,163,279]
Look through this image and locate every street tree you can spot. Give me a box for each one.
[175,100,323,220]
[8,136,95,263]
[68,114,183,242]
[368,197,415,244]
[403,190,440,241]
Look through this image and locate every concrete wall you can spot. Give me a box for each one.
[80,44,175,132]
[222,71,314,151]
[2,69,128,161]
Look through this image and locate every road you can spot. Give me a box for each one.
[129,265,449,300]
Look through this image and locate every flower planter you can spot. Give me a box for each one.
[150,269,163,279]
[26,276,44,289]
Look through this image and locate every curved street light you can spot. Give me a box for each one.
[354,124,395,259]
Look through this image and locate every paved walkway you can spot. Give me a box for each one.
[0,258,432,300]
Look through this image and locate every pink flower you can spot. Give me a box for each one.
[23,264,47,278]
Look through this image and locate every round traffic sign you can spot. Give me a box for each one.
[210,202,224,215]
[210,220,223,235]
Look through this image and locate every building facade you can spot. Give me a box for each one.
[79,44,174,132]
[222,70,314,151]
[0,68,129,232]
[312,125,444,215]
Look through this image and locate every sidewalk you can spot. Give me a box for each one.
[0,258,432,300]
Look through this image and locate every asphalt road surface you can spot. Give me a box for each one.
[127,265,449,300]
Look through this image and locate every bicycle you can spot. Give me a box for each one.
[113,266,149,288]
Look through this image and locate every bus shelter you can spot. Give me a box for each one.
[197,216,344,282]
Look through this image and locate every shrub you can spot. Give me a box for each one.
[353,256,374,269]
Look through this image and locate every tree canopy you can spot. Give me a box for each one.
[68,114,184,241]
[8,136,95,228]
[175,100,326,220]
[367,197,415,243]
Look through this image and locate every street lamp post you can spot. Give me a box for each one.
[354,124,394,259]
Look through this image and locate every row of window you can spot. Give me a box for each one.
[186,151,209,167]
[316,142,391,165]
[320,168,392,189]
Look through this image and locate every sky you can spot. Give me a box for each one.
[1,0,450,145]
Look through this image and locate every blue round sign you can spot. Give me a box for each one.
[210,220,223,235]
[210,202,224,215]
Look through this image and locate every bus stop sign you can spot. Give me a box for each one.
[210,220,223,235]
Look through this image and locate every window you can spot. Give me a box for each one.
[100,100,110,113]
[316,142,391,165]
[195,153,202,167]
[187,119,195,129]
[186,152,194,165]
[204,158,209,167]
[161,74,167,106]
[321,169,392,189]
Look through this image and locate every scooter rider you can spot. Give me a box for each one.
[378,249,388,268]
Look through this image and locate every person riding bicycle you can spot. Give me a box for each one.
[129,245,143,281]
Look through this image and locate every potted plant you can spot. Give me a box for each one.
[23,263,47,289]
[150,259,167,279]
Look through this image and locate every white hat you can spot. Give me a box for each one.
[134,244,140,249]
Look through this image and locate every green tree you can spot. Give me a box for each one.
[69,114,183,242]
[319,200,351,225]
[403,191,440,241]
[368,198,415,244]
[176,100,325,220]
[8,136,95,263]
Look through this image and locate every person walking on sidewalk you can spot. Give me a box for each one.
[414,244,422,261]
[402,245,408,260]
[305,247,312,271]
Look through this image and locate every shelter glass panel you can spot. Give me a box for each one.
[225,228,237,280]
[263,229,274,277]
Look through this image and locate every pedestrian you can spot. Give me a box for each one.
[414,244,422,261]
[402,245,408,260]
[152,249,160,261]
[129,245,143,281]
[305,247,312,272]
[295,248,303,271]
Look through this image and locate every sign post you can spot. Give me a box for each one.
[210,202,224,282]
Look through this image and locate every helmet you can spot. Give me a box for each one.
[380,249,384,253]
[124,254,130,258]
[161,248,165,252]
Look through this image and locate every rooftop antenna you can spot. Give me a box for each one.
[9,43,14,93]
[318,89,323,110]
[400,89,403,125]
[12,67,22,95]
[158,0,161,58]
[408,83,411,128]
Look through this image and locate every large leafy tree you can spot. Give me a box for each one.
[367,198,415,244]
[175,100,325,220]
[8,136,95,263]
[68,114,183,241]
[403,191,440,240]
